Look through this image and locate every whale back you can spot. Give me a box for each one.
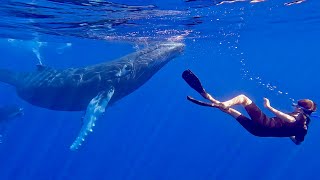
[13,66,109,111]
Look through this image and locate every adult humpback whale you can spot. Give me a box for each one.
[0,42,185,150]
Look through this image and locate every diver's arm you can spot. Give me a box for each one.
[263,98,296,123]
[290,136,302,145]
[267,106,296,123]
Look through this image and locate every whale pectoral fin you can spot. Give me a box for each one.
[70,86,115,151]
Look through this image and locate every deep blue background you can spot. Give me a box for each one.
[1,1,320,180]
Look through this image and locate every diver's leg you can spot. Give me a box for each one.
[200,92,242,118]
[192,92,261,135]
[234,114,260,136]
[219,103,262,136]
[199,92,241,118]
[215,102,260,136]
[198,92,264,135]
[244,102,277,128]
[219,95,275,127]
[221,106,242,119]
[203,93,220,104]
[220,94,253,109]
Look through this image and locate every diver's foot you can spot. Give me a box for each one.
[217,102,230,110]
[201,92,211,99]
[203,93,220,104]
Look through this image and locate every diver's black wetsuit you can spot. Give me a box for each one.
[236,103,309,142]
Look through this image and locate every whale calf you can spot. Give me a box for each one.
[0,42,185,150]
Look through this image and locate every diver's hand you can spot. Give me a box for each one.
[263,98,271,108]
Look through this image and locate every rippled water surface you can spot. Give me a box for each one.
[1,0,319,41]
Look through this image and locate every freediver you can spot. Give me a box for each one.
[182,69,317,145]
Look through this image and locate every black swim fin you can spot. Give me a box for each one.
[182,69,207,96]
[187,96,217,108]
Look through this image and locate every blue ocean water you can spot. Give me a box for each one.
[0,0,320,179]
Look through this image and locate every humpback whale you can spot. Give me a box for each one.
[0,42,185,150]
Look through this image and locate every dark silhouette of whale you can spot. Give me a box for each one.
[0,42,185,150]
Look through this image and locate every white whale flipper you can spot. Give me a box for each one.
[70,87,115,151]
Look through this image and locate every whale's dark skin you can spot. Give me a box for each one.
[0,42,185,150]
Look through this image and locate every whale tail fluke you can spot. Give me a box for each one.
[0,69,18,86]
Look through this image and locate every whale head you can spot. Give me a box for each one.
[130,42,185,81]
[109,42,185,100]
